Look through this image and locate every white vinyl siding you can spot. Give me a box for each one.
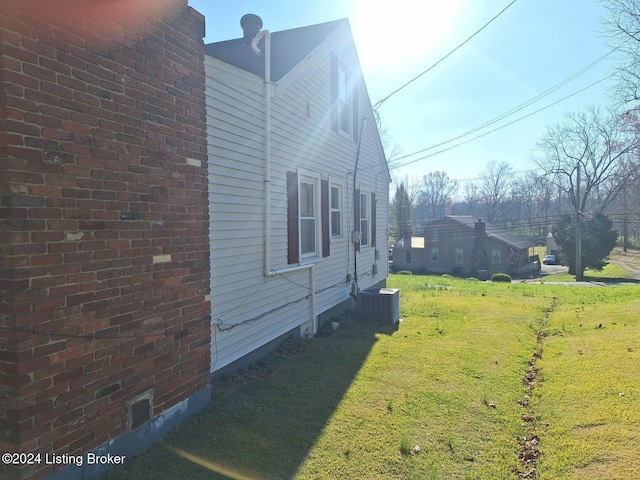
[205,24,390,373]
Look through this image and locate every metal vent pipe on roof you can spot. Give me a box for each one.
[241,14,263,44]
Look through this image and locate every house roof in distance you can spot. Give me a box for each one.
[204,18,347,82]
[433,216,535,250]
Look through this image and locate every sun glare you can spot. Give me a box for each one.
[350,0,462,70]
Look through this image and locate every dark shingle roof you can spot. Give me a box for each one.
[204,18,347,82]
[439,216,534,250]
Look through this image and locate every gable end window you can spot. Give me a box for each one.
[331,52,358,142]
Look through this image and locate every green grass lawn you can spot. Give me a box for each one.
[99,275,640,480]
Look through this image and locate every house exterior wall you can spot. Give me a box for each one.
[0,2,210,478]
[206,24,389,373]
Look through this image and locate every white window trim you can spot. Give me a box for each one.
[337,63,352,138]
[330,183,343,238]
[360,191,369,248]
[298,171,322,259]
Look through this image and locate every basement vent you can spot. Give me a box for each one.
[357,288,400,323]
[126,390,154,431]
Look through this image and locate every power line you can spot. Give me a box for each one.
[390,45,622,165]
[389,74,614,171]
[373,0,519,110]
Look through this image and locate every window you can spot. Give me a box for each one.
[454,229,463,243]
[492,249,502,266]
[287,172,330,264]
[353,189,375,253]
[330,185,342,237]
[405,250,412,264]
[431,248,439,263]
[331,52,358,141]
[455,248,464,265]
[431,227,439,242]
[338,66,350,134]
[300,180,316,256]
[360,192,369,247]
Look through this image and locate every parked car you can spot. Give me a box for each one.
[543,254,560,265]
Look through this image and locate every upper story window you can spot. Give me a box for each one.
[331,52,358,141]
[454,229,463,243]
[338,66,350,135]
[431,227,439,242]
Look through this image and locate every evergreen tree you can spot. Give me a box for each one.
[552,212,618,277]
[391,182,412,242]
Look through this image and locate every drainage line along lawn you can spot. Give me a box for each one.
[98,275,639,479]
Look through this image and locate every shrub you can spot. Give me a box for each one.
[397,270,413,275]
[491,273,512,283]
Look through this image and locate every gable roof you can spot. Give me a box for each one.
[430,216,534,250]
[204,18,347,82]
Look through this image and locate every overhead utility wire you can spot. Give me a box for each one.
[373,0,518,111]
[389,74,614,171]
[391,45,622,164]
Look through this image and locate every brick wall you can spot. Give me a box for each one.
[0,1,210,478]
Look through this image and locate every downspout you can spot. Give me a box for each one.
[253,29,317,335]
[351,116,367,296]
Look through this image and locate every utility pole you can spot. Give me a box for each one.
[575,166,583,281]
[623,187,629,252]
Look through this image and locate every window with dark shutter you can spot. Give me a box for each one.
[321,179,330,257]
[371,193,376,248]
[354,188,360,253]
[287,171,299,264]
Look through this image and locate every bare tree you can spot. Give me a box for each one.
[417,171,458,220]
[479,160,514,223]
[461,181,481,218]
[533,105,640,280]
[601,0,640,103]
[533,105,640,214]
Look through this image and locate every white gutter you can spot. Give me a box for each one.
[254,29,317,335]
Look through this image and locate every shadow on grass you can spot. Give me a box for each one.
[583,276,640,284]
[100,317,398,480]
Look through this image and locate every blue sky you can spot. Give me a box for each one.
[188,0,616,190]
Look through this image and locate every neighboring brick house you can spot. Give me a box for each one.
[392,216,537,277]
[0,1,211,479]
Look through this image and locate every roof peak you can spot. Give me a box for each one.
[205,18,349,82]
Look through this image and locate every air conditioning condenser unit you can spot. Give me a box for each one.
[357,288,400,323]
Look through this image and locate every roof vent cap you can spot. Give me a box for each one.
[241,14,263,44]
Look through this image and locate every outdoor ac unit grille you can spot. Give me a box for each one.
[357,288,400,323]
